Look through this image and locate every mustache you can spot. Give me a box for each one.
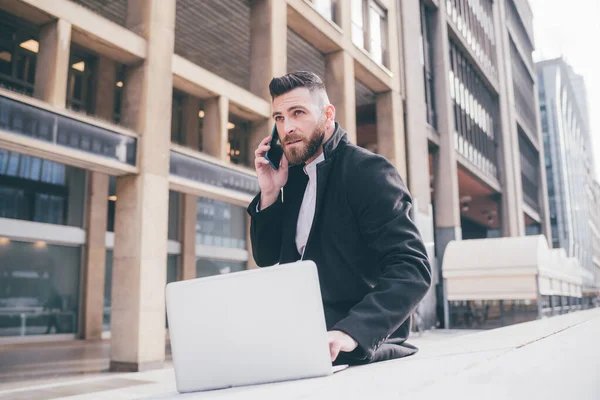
[283,135,305,145]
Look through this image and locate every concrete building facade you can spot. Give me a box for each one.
[537,58,600,305]
[0,0,554,370]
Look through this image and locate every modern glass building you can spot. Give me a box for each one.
[537,58,600,304]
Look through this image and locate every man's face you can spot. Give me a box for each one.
[272,87,327,165]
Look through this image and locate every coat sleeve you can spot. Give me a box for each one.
[332,155,432,361]
[246,191,284,267]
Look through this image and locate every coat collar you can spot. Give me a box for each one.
[323,122,349,160]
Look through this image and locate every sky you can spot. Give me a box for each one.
[529,0,600,178]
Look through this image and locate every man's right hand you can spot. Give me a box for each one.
[254,135,289,210]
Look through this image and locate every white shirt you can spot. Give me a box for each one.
[296,153,325,257]
[256,153,325,257]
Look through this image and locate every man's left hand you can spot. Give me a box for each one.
[327,330,358,362]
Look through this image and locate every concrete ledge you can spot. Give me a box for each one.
[2,309,599,399]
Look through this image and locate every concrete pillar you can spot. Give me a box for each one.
[400,0,437,330]
[494,0,524,237]
[34,19,71,107]
[81,172,109,340]
[203,96,229,161]
[376,90,407,181]
[81,56,116,339]
[400,0,433,217]
[110,0,175,372]
[180,194,197,280]
[249,0,287,100]
[430,2,462,328]
[326,51,356,144]
[180,94,201,281]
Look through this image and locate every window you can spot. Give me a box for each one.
[368,4,385,65]
[351,0,388,67]
[171,91,184,145]
[66,48,96,114]
[0,12,38,95]
[196,197,247,250]
[0,150,85,227]
[420,1,436,128]
[312,0,334,22]
[351,0,365,48]
[0,240,81,337]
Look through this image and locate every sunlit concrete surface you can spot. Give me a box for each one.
[0,309,598,399]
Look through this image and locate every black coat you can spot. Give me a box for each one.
[247,123,432,364]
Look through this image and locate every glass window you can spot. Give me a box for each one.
[0,240,81,337]
[0,12,38,96]
[227,117,251,167]
[196,258,246,279]
[351,0,365,48]
[0,150,85,227]
[67,48,96,114]
[171,92,184,145]
[196,197,247,250]
[368,4,384,65]
[313,0,333,21]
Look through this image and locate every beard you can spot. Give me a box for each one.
[283,121,326,165]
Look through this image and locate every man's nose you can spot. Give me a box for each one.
[283,118,296,135]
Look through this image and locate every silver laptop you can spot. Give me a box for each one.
[165,260,341,393]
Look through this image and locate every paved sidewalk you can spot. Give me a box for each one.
[1,311,599,399]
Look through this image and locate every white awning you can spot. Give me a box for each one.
[442,235,583,301]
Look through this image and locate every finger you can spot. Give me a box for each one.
[279,154,289,170]
[329,343,340,362]
[254,157,271,167]
[260,135,272,146]
[254,145,271,157]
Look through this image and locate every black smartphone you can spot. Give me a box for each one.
[264,124,283,170]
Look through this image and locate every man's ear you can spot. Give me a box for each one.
[325,104,336,123]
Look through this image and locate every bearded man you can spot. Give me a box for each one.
[247,71,431,365]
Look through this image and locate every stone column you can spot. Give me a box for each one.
[431,2,462,328]
[82,172,109,339]
[81,56,116,339]
[494,0,524,237]
[202,96,229,161]
[325,51,356,143]
[34,19,71,107]
[249,0,287,100]
[248,0,287,267]
[180,95,201,281]
[110,0,175,372]
[401,0,432,217]
[375,90,406,180]
[400,0,437,330]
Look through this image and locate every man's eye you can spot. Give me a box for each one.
[275,116,283,122]
[294,110,304,116]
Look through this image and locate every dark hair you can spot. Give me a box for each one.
[269,71,326,99]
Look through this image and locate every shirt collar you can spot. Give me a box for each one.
[303,152,325,180]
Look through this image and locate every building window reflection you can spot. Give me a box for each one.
[196,258,246,279]
[0,11,38,96]
[0,240,81,337]
[196,197,247,250]
[67,48,97,114]
[0,150,85,227]
[351,0,389,67]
